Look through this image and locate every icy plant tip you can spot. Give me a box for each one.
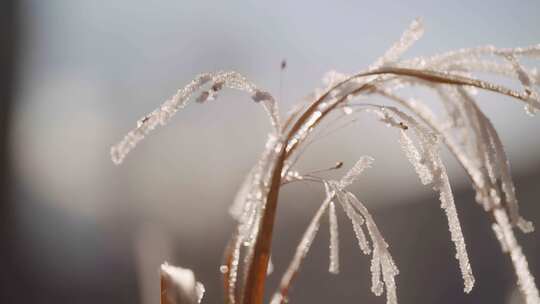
[160,263,205,304]
[112,18,540,304]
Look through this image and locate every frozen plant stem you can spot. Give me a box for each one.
[112,18,540,304]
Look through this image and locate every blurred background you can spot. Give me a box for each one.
[1,1,540,303]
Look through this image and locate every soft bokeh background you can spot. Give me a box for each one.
[1,1,540,303]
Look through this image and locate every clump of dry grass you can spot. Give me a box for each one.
[112,18,540,304]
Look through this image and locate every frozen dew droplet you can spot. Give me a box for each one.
[270,293,286,304]
[267,256,274,276]
[160,263,205,304]
[219,265,229,274]
[525,102,538,116]
[195,282,205,304]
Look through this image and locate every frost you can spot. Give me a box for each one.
[322,70,349,88]
[195,283,205,303]
[227,236,242,304]
[372,17,424,68]
[435,86,534,234]
[328,201,340,274]
[111,71,281,165]
[483,112,534,233]
[492,223,509,253]
[332,192,399,304]
[493,209,540,304]
[399,130,433,185]
[436,165,475,293]
[370,247,383,296]
[338,156,374,189]
[403,116,475,293]
[364,105,476,293]
[311,167,399,304]
[267,255,274,276]
[160,263,205,304]
[338,190,371,255]
[345,191,399,304]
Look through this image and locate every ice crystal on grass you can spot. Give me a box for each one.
[112,18,540,304]
[372,17,424,68]
[160,263,205,304]
[338,156,374,189]
[328,201,340,274]
[436,163,476,292]
[493,209,540,304]
[340,191,371,255]
[399,130,433,185]
[111,71,280,165]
